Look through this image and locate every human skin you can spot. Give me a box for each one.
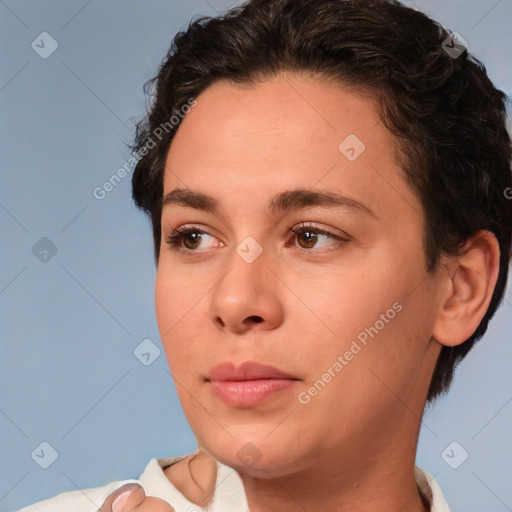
[104,72,499,511]
[100,483,174,511]
[99,450,216,511]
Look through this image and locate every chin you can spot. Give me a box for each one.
[196,424,303,476]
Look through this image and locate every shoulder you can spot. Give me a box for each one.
[16,478,140,512]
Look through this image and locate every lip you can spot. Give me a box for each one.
[207,360,298,381]
[207,361,300,407]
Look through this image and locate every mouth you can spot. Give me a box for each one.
[207,360,299,381]
[206,360,300,407]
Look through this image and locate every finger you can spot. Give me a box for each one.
[98,483,145,512]
[135,497,176,511]
[186,448,217,506]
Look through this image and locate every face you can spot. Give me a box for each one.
[155,73,444,478]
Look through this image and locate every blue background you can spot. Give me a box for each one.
[1,0,511,510]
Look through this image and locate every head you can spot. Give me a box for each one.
[130,0,511,474]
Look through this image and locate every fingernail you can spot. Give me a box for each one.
[112,490,133,512]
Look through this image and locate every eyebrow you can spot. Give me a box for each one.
[161,188,376,218]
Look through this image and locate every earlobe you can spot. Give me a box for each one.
[432,230,500,348]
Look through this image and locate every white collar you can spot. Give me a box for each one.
[138,453,450,512]
[415,466,451,512]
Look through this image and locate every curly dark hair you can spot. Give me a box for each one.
[130,0,512,402]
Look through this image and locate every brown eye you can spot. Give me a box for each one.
[289,223,349,251]
[166,227,220,252]
[182,232,204,250]
[296,229,319,249]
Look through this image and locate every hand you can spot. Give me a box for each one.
[98,483,175,512]
[99,448,217,511]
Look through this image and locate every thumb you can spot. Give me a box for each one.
[98,483,146,512]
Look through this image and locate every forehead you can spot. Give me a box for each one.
[162,74,419,222]
[168,74,384,162]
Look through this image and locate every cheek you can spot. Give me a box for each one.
[154,269,175,341]
[155,266,195,365]
[288,252,431,376]
[283,264,391,344]
[155,259,205,331]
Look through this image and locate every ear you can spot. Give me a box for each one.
[432,230,500,347]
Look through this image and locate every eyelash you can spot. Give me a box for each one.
[165,222,349,253]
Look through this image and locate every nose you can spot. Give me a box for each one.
[208,243,284,334]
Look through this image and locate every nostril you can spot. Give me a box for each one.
[248,316,263,323]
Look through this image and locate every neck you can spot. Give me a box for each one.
[239,416,429,512]
[241,461,429,511]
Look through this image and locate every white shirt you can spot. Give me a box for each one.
[18,452,450,511]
